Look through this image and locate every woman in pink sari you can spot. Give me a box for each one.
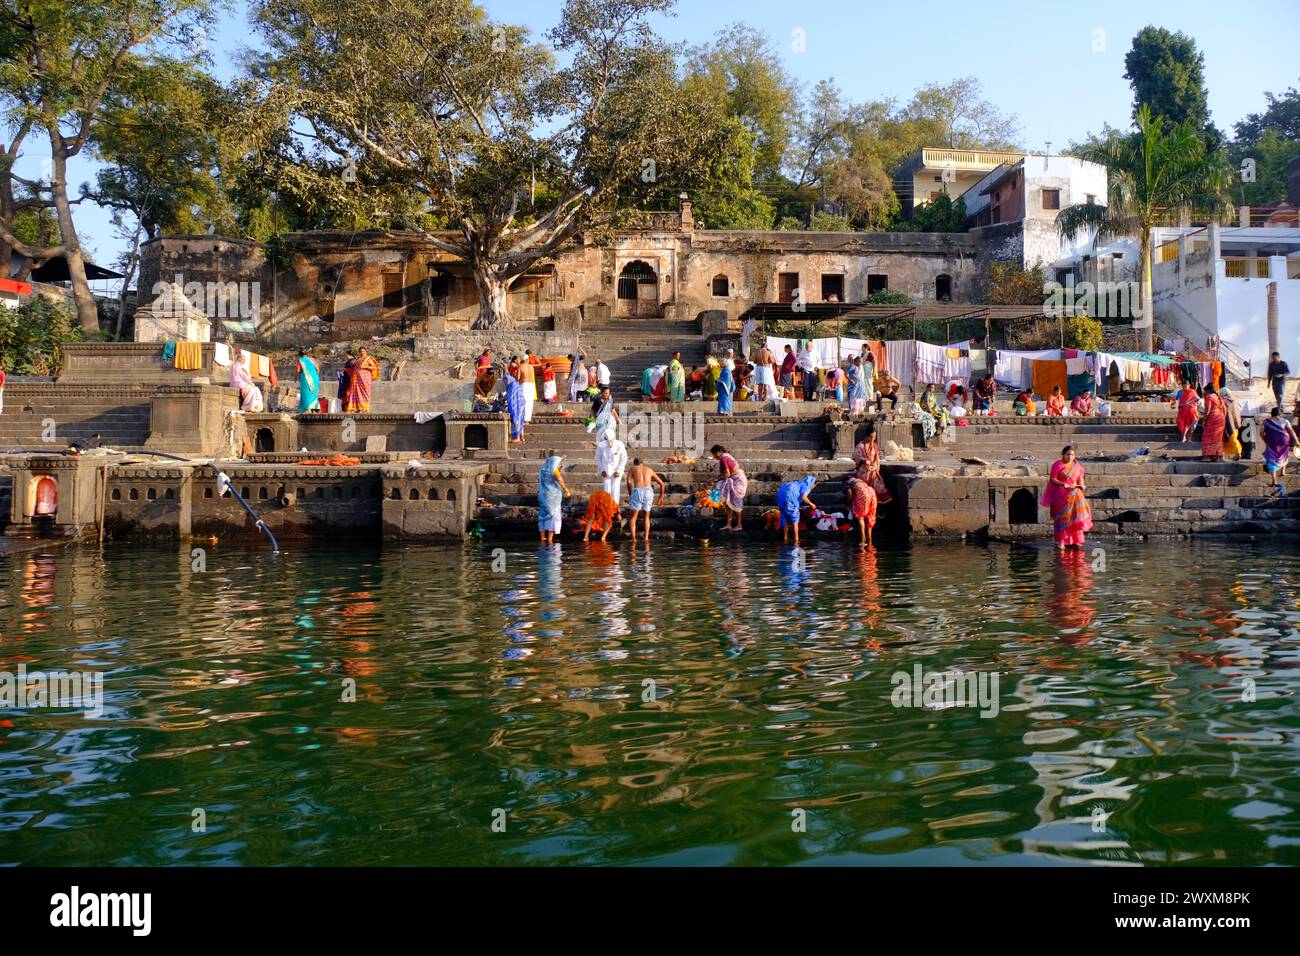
[1042,445,1092,551]
[344,346,381,413]
[1069,389,1094,416]
[851,423,893,505]
[710,444,748,531]
[230,350,263,411]
[1200,384,1227,460]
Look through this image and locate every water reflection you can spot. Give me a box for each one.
[0,538,1297,866]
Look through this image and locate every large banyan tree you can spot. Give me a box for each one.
[241,0,730,328]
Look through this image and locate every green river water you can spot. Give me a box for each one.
[1,537,1297,866]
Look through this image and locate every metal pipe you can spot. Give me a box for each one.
[212,466,279,553]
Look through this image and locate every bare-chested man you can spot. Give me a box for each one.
[626,458,667,543]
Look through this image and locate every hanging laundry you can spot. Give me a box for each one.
[174,340,203,370]
[1031,359,1069,399]
[994,349,1060,389]
[268,359,278,387]
[914,341,947,386]
[943,351,971,383]
[1176,360,1200,388]
[161,341,177,365]
[1067,372,1094,399]
[766,336,798,359]
[213,343,233,367]
[1064,356,1089,376]
[868,340,886,371]
[838,337,866,364]
[885,340,916,385]
[811,337,839,370]
[967,348,988,373]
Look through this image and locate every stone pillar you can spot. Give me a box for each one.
[6,456,103,537]
[145,384,239,456]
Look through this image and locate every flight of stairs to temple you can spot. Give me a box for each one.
[0,385,154,451]
[574,321,712,396]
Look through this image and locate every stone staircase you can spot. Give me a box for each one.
[0,384,154,451]
[574,320,711,397]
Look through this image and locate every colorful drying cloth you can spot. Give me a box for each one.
[161,341,176,364]
[174,340,203,370]
[1031,359,1068,400]
[1067,372,1094,400]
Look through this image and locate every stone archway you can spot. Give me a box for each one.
[616,260,659,318]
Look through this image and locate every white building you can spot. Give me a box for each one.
[1152,211,1300,376]
[962,154,1137,278]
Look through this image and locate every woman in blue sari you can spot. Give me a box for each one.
[537,455,569,543]
[506,374,527,443]
[717,365,735,415]
[296,349,320,414]
[776,474,817,546]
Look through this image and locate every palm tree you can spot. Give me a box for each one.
[1057,105,1232,352]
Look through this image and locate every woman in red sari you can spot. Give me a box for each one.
[851,424,893,505]
[1175,384,1201,442]
[1041,445,1092,551]
[1200,384,1227,460]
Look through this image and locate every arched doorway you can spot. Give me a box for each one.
[617,260,658,317]
[1008,488,1038,525]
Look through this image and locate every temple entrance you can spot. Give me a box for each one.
[616,260,659,317]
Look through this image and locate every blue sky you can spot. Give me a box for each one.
[21,0,1300,280]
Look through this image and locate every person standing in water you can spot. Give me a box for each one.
[626,458,667,543]
[776,475,817,546]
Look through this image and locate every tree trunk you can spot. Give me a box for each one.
[1135,230,1154,352]
[471,264,512,330]
[49,147,100,335]
[113,220,143,340]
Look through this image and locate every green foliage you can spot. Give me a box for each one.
[808,211,850,232]
[896,190,967,232]
[1124,27,1210,131]
[775,215,806,231]
[1235,81,1300,144]
[1063,315,1104,352]
[865,289,911,305]
[986,261,1047,305]
[1229,131,1300,207]
[0,297,84,375]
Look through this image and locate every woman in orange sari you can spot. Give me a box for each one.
[344,347,381,413]
[581,489,620,542]
[1041,445,1092,551]
[1175,384,1200,442]
[1200,384,1227,460]
[1045,385,1066,416]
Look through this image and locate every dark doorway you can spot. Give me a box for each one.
[935,274,952,302]
[867,274,889,295]
[255,427,275,453]
[464,424,489,450]
[1008,488,1038,525]
[381,272,405,310]
[426,271,450,316]
[778,272,800,304]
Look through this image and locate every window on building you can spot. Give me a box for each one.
[867,274,888,295]
[711,274,730,297]
[382,271,405,309]
[991,203,1002,224]
[777,272,800,304]
[821,274,844,302]
[935,274,952,302]
[1041,188,1061,210]
[933,175,943,182]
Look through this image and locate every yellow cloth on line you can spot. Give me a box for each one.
[1031,359,1068,400]
[946,347,962,359]
[174,341,203,370]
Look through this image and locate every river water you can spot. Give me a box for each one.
[1,538,1297,866]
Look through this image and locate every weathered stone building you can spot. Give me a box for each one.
[138,201,986,341]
